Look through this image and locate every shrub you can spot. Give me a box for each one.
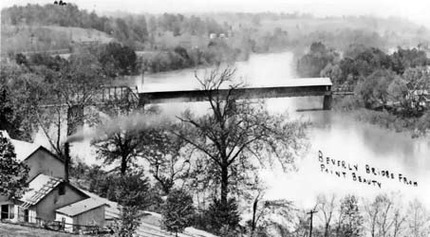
[162,189,195,235]
[195,198,241,235]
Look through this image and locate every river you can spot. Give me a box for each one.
[135,52,430,209]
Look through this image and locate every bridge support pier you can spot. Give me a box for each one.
[323,94,333,110]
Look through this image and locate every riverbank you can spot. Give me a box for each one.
[333,96,430,138]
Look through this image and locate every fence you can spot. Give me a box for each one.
[1,210,111,235]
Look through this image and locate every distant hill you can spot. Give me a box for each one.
[1,24,114,55]
[202,13,430,51]
[2,4,430,58]
[1,3,149,54]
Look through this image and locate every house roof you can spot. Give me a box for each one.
[1,130,39,161]
[20,174,89,209]
[139,77,333,93]
[10,139,41,161]
[76,188,119,220]
[56,198,108,217]
[0,130,64,163]
[20,174,63,206]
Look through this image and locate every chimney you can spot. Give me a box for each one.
[64,142,70,183]
[65,105,83,183]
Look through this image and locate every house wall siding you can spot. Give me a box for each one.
[35,185,87,221]
[25,149,65,181]
[74,206,105,227]
[55,213,74,232]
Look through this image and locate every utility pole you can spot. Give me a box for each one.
[307,209,318,237]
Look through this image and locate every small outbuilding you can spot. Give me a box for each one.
[55,198,108,232]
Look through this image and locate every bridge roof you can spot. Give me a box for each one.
[139,77,332,93]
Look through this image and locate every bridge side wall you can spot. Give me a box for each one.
[140,85,333,106]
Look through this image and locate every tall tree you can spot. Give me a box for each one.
[97,42,139,77]
[34,52,107,159]
[92,115,151,176]
[402,67,430,115]
[92,88,155,176]
[297,42,339,77]
[316,194,337,237]
[337,195,363,237]
[142,122,191,195]
[406,199,430,237]
[364,194,398,237]
[0,62,45,141]
[355,69,398,109]
[0,134,29,199]
[113,172,153,237]
[175,66,308,221]
[0,89,20,138]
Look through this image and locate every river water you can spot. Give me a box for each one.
[136,52,430,209]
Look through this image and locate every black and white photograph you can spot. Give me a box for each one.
[1,0,430,236]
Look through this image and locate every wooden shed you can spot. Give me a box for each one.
[55,198,108,232]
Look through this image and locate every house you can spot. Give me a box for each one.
[55,198,108,232]
[0,131,105,232]
[1,131,65,181]
[209,33,217,39]
[18,174,89,223]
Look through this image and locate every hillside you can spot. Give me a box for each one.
[204,13,430,51]
[1,24,113,56]
[2,3,430,60]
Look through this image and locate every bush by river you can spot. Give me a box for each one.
[333,96,430,138]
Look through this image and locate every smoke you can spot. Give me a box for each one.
[65,113,171,143]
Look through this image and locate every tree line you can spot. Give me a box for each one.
[297,42,430,136]
[5,3,429,73]
[288,193,430,237]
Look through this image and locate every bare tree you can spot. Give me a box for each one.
[392,207,407,237]
[364,196,380,237]
[363,194,410,237]
[406,199,430,237]
[316,193,337,237]
[174,66,308,221]
[35,53,106,159]
[376,195,394,237]
[144,124,191,195]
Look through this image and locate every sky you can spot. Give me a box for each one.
[2,0,430,27]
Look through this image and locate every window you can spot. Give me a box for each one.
[1,205,9,219]
[24,209,29,222]
[1,204,14,220]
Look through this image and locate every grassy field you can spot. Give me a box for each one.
[0,222,83,237]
